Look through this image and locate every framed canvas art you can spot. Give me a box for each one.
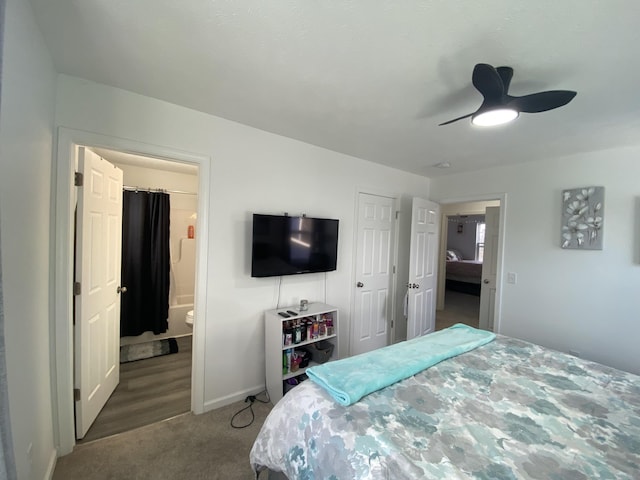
[561,186,604,250]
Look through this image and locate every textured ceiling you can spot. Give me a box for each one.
[30,0,640,177]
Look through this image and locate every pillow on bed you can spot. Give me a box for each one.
[446,249,460,261]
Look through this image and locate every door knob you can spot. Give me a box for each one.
[117,286,127,293]
[483,279,490,284]
[356,282,364,288]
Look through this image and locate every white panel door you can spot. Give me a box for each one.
[479,206,499,331]
[351,193,395,356]
[407,198,439,340]
[75,147,123,439]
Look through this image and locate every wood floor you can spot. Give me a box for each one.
[435,289,480,331]
[78,335,192,444]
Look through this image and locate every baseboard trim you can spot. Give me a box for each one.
[203,384,266,412]
[45,448,58,480]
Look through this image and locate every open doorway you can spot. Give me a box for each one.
[435,199,501,332]
[74,148,199,443]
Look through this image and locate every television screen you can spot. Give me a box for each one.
[251,214,339,277]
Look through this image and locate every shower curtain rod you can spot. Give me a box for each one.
[123,185,197,196]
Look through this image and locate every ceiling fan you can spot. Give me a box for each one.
[439,63,577,126]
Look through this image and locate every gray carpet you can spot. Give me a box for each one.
[53,395,273,480]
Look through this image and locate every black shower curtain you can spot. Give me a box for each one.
[120,191,171,337]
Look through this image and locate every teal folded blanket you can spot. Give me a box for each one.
[306,324,495,406]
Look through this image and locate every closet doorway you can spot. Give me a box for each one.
[75,147,199,443]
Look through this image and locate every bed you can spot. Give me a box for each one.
[446,259,483,284]
[250,327,640,479]
[446,249,482,295]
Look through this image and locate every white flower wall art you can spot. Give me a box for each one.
[561,186,604,250]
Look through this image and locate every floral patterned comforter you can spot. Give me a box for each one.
[250,335,640,479]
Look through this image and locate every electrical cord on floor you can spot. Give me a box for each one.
[230,389,270,429]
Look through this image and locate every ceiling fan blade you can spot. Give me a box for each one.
[438,112,474,126]
[496,66,514,93]
[472,64,504,100]
[508,90,577,113]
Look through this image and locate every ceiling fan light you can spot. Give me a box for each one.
[472,109,519,127]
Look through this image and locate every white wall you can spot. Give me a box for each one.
[440,201,500,217]
[446,214,484,260]
[0,0,57,478]
[431,149,640,375]
[55,75,431,410]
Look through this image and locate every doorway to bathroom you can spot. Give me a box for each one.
[75,147,199,443]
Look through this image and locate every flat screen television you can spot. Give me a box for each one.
[251,214,339,277]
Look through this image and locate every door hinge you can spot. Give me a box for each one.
[391,320,394,328]
[395,211,399,220]
[73,282,81,295]
[393,265,396,274]
[74,172,83,187]
[74,388,81,401]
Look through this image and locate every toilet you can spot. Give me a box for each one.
[185,310,194,328]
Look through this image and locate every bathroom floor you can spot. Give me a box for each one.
[77,335,192,444]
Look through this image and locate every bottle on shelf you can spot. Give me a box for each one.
[326,316,334,336]
[285,348,293,373]
[299,319,307,342]
[294,321,302,344]
[306,320,313,341]
[283,321,293,346]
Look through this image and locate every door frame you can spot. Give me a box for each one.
[349,188,400,355]
[437,201,500,310]
[435,193,507,333]
[52,127,211,455]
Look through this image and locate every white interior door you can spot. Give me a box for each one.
[407,198,439,340]
[479,206,499,331]
[351,193,395,356]
[75,147,123,439]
